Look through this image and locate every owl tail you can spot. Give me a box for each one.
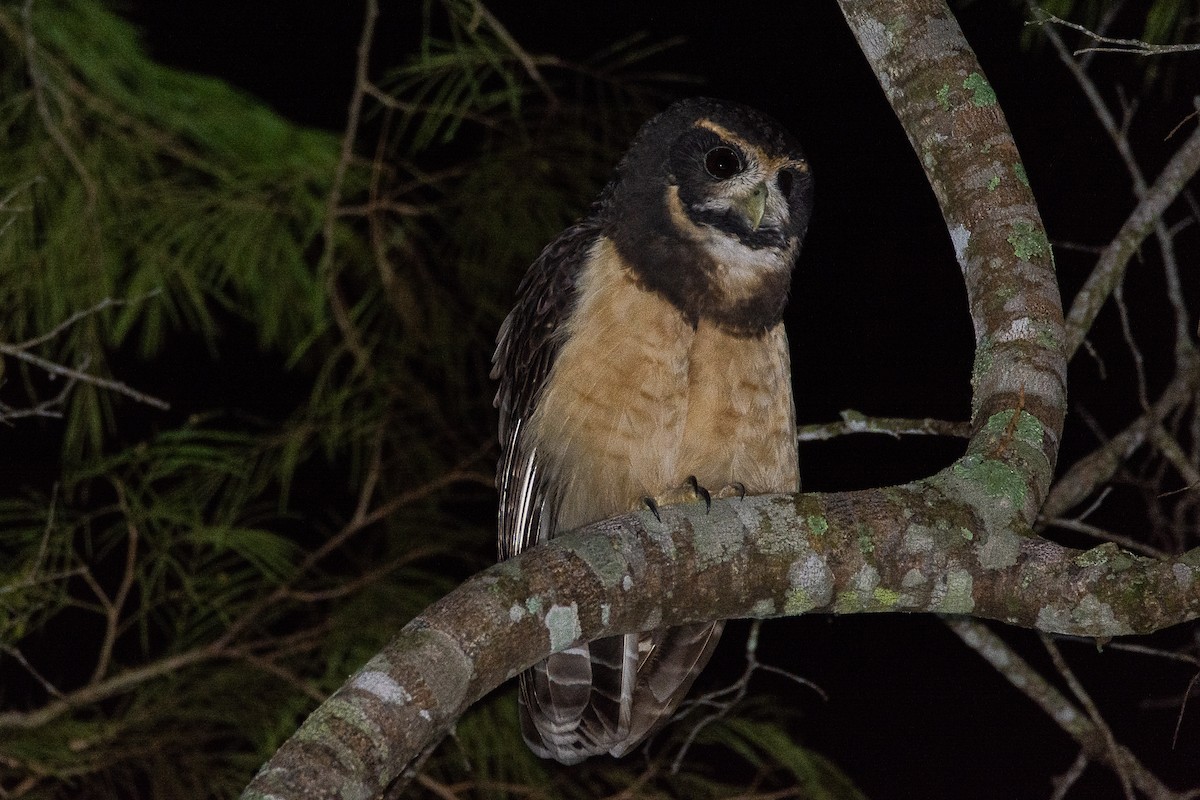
[518,621,724,764]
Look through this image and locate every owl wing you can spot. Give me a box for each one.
[492,218,599,561]
[493,219,729,764]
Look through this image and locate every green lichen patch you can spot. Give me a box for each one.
[524,596,543,616]
[952,456,1028,509]
[983,409,1045,450]
[784,588,816,615]
[963,72,997,107]
[1073,542,1121,567]
[1036,323,1059,349]
[834,590,864,614]
[987,174,1001,191]
[1007,221,1049,261]
[1073,542,1136,572]
[936,83,951,110]
[806,514,830,537]
[1012,162,1029,186]
[971,335,994,389]
[857,524,876,554]
[873,587,901,607]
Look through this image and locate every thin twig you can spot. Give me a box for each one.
[466,0,556,104]
[797,411,971,442]
[1038,515,1167,558]
[1037,9,1200,359]
[0,645,64,700]
[667,621,824,775]
[1028,9,1200,56]
[1050,751,1090,800]
[949,619,1184,798]
[1042,634,1135,800]
[0,644,223,731]
[14,292,160,350]
[0,374,76,423]
[0,342,169,410]
[319,0,379,373]
[1113,286,1150,410]
[87,483,140,686]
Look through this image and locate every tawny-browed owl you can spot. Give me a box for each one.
[493,97,813,764]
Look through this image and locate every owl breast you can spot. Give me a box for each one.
[527,237,799,534]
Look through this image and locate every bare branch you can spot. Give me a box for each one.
[0,343,170,410]
[1028,9,1200,56]
[1043,358,1200,519]
[319,0,378,373]
[1061,120,1200,357]
[797,411,971,442]
[950,620,1186,798]
[86,484,141,686]
[1041,634,1135,799]
[1037,13,1200,359]
[0,293,169,418]
[667,620,824,775]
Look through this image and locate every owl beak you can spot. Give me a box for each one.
[735,182,769,231]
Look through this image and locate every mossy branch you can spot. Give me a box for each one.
[241,487,1200,800]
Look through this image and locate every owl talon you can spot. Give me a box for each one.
[687,476,714,514]
[643,496,663,522]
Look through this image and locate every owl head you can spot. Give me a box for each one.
[602,97,814,335]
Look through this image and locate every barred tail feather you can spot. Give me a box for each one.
[519,623,722,763]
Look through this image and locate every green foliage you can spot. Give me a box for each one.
[0,2,343,456]
[0,1,841,798]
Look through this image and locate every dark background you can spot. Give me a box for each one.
[113,2,1199,797]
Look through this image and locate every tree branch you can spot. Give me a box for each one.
[950,619,1194,799]
[241,492,1200,799]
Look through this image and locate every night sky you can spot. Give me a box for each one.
[115,2,1199,797]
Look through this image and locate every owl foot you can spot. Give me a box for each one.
[643,475,748,521]
[714,481,747,501]
[643,476,708,521]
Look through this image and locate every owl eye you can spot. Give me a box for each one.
[777,169,794,199]
[704,146,742,180]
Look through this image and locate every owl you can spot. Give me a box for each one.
[493,97,813,763]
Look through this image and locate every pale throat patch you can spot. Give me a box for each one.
[665,186,796,303]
